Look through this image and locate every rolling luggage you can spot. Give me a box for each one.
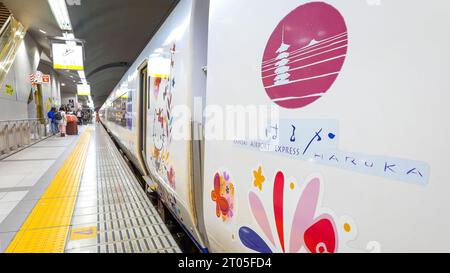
[66,115,78,135]
[66,122,78,135]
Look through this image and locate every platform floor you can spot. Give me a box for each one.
[0,125,181,253]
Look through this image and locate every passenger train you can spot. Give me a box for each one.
[100,0,450,253]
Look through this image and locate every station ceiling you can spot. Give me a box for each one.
[3,0,178,108]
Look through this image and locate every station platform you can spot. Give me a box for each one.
[0,124,181,253]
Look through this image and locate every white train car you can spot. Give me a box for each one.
[100,0,209,250]
[101,0,450,253]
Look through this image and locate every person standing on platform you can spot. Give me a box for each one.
[57,107,67,137]
[47,107,58,135]
[76,109,83,125]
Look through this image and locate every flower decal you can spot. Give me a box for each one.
[253,166,266,191]
[167,166,175,190]
[211,171,235,222]
[239,171,338,253]
[150,43,177,190]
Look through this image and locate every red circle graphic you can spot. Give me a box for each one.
[262,2,348,109]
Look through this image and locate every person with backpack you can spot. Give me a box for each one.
[47,107,58,135]
[56,107,67,137]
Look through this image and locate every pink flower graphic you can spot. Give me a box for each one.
[239,171,338,253]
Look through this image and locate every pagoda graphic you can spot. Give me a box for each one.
[274,25,291,86]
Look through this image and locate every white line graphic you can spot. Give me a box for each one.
[262,31,348,65]
[262,55,346,79]
[266,72,340,89]
[262,39,348,71]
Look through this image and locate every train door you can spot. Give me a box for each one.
[144,70,153,176]
[190,0,211,249]
[138,63,149,173]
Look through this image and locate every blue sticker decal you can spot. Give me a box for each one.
[233,119,430,186]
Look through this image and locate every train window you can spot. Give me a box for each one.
[107,93,130,129]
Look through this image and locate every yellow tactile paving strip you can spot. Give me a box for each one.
[6,129,92,253]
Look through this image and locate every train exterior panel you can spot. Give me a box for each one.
[202,0,450,253]
[102,0,450,253]
[100,0,208,249]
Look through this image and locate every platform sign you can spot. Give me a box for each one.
[52,43,84,71]
[77,84,91,96]
[29,71,50,84]
[42,75,50,83]
[29,73,35,84]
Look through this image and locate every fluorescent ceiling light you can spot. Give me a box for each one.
[63,32,75,39]
[15,30,25,38]
[78,71,88,85]
[63,32,77,46]
[39,29,47,34]
[78,71,85,79]
[77,84,91,96]
[48,0,72,31]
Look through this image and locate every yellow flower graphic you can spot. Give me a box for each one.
[229,183,235,195]
[165,152,170,162]
[253,166,266,191]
